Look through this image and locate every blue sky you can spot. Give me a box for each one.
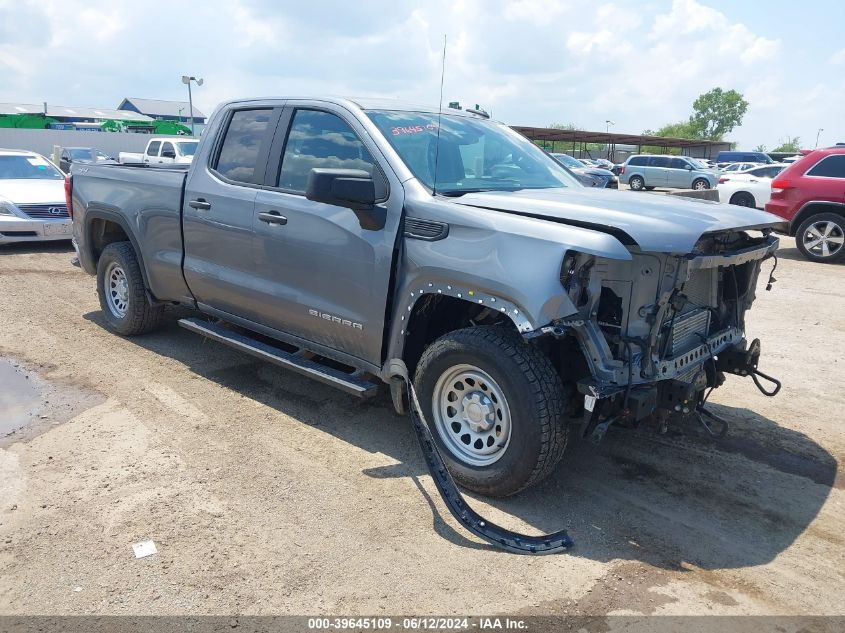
[1,0,842,150]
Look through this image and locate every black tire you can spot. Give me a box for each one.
[729,191,756,208]
[96,242,164,335]
[414,326,569,497]
[644,186,656,191]
[692,178,710,190]
[629,175,645,191]
[795,213,845,263]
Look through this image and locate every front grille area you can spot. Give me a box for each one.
[670,309,711,356]
[17,203,69,219]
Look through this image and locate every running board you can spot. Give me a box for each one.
[178,317,379,399]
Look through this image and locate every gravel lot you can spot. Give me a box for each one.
[0,239,843,617]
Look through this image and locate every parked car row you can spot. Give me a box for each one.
[0,149,71,244]
[548,153,618,188]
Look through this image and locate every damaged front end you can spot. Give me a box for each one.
[537,229,782,442]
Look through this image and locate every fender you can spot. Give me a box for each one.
[790,200,845,236]
[83,205,154,294]
[382,197,633,368]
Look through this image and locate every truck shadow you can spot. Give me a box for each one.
[89,311,839,571]
[0,241,73,255]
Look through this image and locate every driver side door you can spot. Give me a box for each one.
[249,103,401,365]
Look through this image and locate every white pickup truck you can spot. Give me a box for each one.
[118,137,199,165]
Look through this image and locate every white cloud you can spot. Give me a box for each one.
[566,30,617,55]
[0,0,837,150]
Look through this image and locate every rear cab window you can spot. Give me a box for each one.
[213,108,274,184]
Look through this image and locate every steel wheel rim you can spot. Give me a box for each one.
[803,221,845,258]
[694,180,707,190]
[431,363,512,467]
[631,178,642,190]
[105,262,129,318]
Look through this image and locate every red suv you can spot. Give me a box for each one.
[766,147,845,262]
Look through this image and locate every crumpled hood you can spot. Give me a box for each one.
[0,179,65,205]
[451,187,782,253]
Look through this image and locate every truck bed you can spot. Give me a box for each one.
[71,162,191,302]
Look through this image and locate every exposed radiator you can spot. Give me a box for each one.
[670,308,711,357]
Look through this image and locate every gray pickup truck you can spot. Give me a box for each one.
[70,97,782,502]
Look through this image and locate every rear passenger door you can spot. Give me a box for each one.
[182,105,284,322]
[249,102,401,365]
[143,140,160,164]
[646,156,669,187]
[805,154,845,203]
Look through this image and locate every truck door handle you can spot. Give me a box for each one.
[189,199,212,210]
[258,211,288,225]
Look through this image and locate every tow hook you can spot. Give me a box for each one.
[716,338,782,397]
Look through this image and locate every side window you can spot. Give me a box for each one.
[669,158,688,170]
[807,155,845,179]
[629,156,646,166]
[161,142,175,156]
[649,156,670,168]
[146,141,161,156]
[214,109,273,184]
[278,109,374,193]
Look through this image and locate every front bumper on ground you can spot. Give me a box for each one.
[0,216,72,243]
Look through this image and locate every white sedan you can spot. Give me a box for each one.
[0,150,71,244]
[717,164,787,209]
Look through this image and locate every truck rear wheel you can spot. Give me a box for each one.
[96,242,163,336]
[414,326,569,497]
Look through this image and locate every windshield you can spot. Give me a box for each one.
[688,158,709,169]
[366,110,579,195]
[0,155,64,180]
[69,149,94,160]
[177,142,198,156]
[550,153,585,169]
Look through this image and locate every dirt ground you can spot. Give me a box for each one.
[0,238,843,618]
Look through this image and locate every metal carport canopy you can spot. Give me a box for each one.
[511,125,723,149]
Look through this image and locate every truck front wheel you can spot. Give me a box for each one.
[414,326,569,497]
[96,242,163,336]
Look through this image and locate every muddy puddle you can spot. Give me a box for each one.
[0,358,103,445]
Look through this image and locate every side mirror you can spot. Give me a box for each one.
[306,168,375,210]
[306,168,384,230]
[161,150,177,159]
[686,164,693,170]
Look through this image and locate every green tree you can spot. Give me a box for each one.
[645,120,700,139]
[772,137,801,153]
[689,88,749,140]
[754,144,767,152]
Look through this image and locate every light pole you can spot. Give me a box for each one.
[181,75,204,136]
[605,120,615,159]
[815,128,824,148]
